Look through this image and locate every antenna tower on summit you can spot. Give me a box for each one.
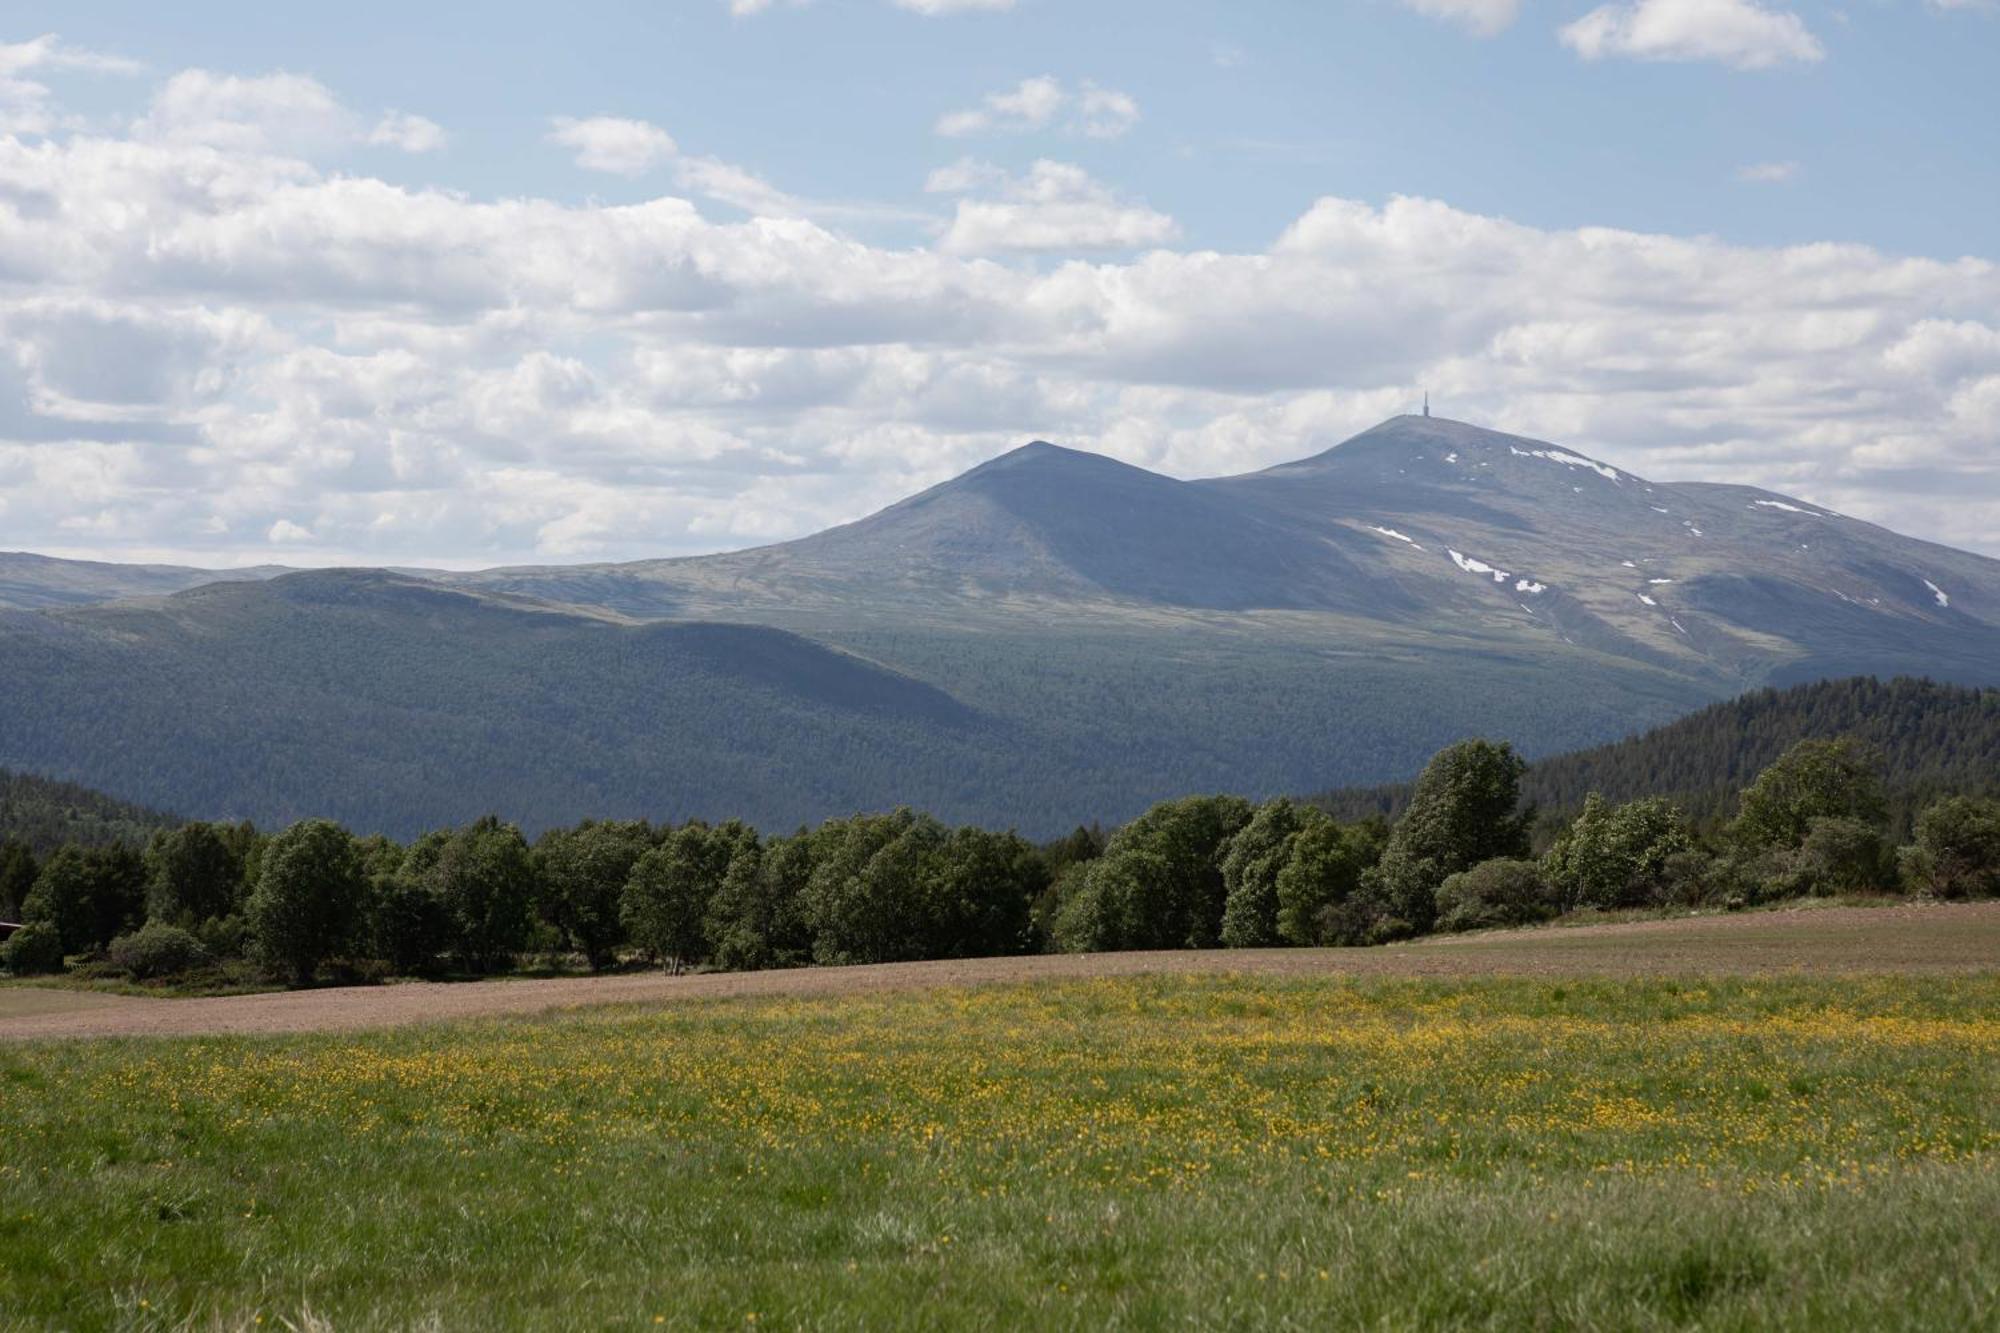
[1423,391,1430,418]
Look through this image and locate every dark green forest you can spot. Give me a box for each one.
[5,675,1998,987]
[0,769,175,858]
[1311,677,2000,841]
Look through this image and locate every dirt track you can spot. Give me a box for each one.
[4,901,1996,1042]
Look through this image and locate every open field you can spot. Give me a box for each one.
[2,906,1997,1330]
[5,900,1996,1041]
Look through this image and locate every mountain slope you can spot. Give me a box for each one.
[0,769,177,855]
[0,570,1017,837]
[456,417,2000,690]
[2,416,1996,837]
[0,551,290,611]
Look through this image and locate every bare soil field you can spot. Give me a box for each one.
[4,899,1996,1041]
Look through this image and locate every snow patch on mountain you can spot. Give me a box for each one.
[1923,578,1951,608]
[1449,550,1510,583]
[1370,525,1423,549]
[1509,446,1621,482]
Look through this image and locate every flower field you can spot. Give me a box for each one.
[4,973,1997,1329]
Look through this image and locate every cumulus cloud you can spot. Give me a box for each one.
[935,76,1140,139]
[0,33,141,134]
[1396,0,1522,37]
[1560,0,1825,69]
[2,51,1999,565]
[931,160,1179,254]
[547,115,678,176]
[369,111,448,153]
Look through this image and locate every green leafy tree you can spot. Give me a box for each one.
[534,820,651,969]
[1542,794,1696,911]
[1900,796,2000,899]
[1219,799,1317,948]
[1434,859,1557,933]
[1050,796,1253,953]
[1787,817,1890,896]
[144,822,245,925]
[1274,816,1388,945]
[21,845,146,953]
[0,840,37,922]
[1734,738,1887,852]
[246,819,365,986]
[706,833,815,971]
[1050,848,1172,954]
[625,821,755,972]
[1364,740,1530,937]
[369,874,452,975]
[422,817,538,974]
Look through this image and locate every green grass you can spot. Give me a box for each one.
[3,974,1996,1330]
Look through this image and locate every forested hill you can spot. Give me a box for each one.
[1310,677,2000,836]
[0,769,177,855]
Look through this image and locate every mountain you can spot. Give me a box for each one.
[1,416,1995,837]
[1311,676,2000,839]
[0,551,291,611]
[0,570,1021,836]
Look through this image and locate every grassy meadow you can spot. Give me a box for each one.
[3,973,1997,1330]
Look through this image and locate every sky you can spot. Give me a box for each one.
[1,0,1997,568]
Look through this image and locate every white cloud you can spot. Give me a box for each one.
[138,69,359,152]
[4,58,2000,566]
[934,160,1180,254]
[369,111,448,153]
[935,76,1140,139]
[547,115,678,176]
[1396,0,1523,37]
[1560,0,1825,69]
[1736,160,1800,183]
[0,33,141,134]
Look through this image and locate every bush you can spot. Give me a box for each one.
[1,921,65,975]
[1434,859,1558,933]
[107,923,212,979]
[192,913,249,960]
[1900,796,2000,899]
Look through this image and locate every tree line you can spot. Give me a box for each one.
[4,734,1998,984]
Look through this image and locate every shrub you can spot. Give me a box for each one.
[107,923,212,979]
[1,921,65,975]
[1434,859,1558,933]
[1899,796,2000,899]
[192,913,249,960]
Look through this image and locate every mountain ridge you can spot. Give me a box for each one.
[1,416,1994,837]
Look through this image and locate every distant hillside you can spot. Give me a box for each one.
[3,417,1998,837]
[1310,677,2000,838]
[0,769,176,855]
